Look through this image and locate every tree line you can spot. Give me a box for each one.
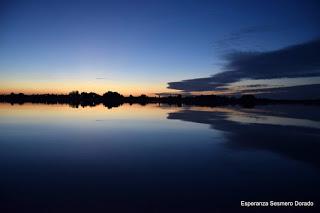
[0,91,319,108]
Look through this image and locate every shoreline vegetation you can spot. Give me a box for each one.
[0,91,319,108]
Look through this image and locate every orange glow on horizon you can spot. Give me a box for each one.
[0,80,174,96]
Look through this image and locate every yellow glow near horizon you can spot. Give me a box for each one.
[0,102,179,122]
[0,80,174,96]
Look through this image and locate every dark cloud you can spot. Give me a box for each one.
[225,38,320,78]
[168,38,320,96]
[239,84,269,88]
[240,84,320,100]
[155,92,191,97]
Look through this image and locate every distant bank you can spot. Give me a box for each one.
[1,91,319,108]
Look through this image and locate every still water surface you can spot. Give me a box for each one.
[0,103,319,212]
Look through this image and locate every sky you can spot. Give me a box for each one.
[0,0,319,98]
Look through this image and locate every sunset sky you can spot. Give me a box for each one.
[1,0,319,98]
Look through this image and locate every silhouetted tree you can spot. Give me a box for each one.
[1,91,319,108]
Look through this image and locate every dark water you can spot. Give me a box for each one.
[0,103,319,212]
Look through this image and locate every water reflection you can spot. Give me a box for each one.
[168,106,320,168]
[0,103,319,212]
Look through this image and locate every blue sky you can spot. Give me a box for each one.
[0,0,319,97]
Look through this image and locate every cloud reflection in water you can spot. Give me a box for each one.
[167,105,320,168]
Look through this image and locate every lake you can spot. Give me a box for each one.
[0,103,319,212]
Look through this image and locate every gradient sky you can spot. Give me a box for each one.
[1,0,319,97]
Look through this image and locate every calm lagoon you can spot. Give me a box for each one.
[0,103,319,212]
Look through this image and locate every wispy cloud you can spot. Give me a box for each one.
[213,25,279,51]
